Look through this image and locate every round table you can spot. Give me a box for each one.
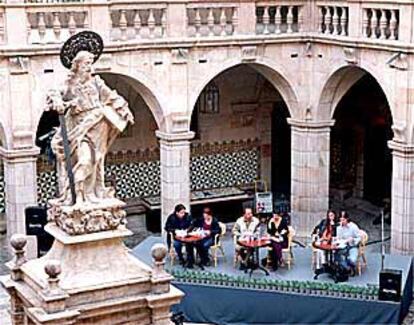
[238,237,271,276]
[175,234,206,244]
[312,241,347,282]
[175,233,207,269]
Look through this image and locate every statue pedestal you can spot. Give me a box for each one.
[1,223,183,325]
[47,198,128,235]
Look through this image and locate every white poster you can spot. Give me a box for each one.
[255,192,273,214]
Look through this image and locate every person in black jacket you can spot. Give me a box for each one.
[190,207,221,267]
[267,212,289,271]
[164,204,194,267]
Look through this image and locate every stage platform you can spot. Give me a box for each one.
[133,236,413,324]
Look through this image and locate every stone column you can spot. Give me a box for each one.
[4,0,27,47]
[0,147,39,239]
[237,1,256,34]
[388,140,414,255]
[156,131,194,233]
[288,119,335,238]
[89,0,112,43]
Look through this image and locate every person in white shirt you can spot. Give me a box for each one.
[232,208,260,269]
[335,211,361,275]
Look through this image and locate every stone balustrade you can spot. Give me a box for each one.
[25,0,84,3]
[0,10,5,44]
[318,5,348,36]
[26,7,89,44]
[255,3,303,35]
[186,3,238,37]
[362,7,399,40]
[110,4,167,41]
[0,0,409,48]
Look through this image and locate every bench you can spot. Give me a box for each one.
[141,186,253,211]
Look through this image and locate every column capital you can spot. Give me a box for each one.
[388,140,414,158]
[156,131,195,143]
[287,118,335,131]
[0,146,40,162]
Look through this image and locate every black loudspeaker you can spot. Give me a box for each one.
[25,206,54,257]
[379,269,402,302]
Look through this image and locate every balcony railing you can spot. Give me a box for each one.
[110,5,167,41]
[0,0,410,51]
[27,9,89,44]
[186,3,238,37]
[256,4,303,35]
[362,7,399,40]
[318,5,348,36]
[0,10,4,44]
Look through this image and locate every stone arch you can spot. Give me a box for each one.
[32,68,169,138]
[317,64,394,121]
[325,64,394,211]
[188,58,300,121]
[96,72,167,132]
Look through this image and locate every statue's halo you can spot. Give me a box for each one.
[60,31,104,69]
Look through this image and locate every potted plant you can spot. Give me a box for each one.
[292,281,300,293]
[263,278,271,290]
[319,282,328,296]
[285,280,292,293]
[304,281,312,295]
[332,284,341,297]
[344,285,352,298]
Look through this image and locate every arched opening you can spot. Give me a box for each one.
[190,64,292,220]
[329,71,393,231]
[35,73,162,243]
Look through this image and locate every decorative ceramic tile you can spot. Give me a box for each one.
[0,174,4,213]
[37,170,58,206]
[190,149,259,191]
[0,139,260,211]
[105,161,161,199]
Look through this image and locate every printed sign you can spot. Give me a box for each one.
[255,192,273,214]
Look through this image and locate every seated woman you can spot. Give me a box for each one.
[267,212,289,271]
[191,207,221,267]
[312,209,337,269]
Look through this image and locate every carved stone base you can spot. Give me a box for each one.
[1,223,183,325]
[48,198,127,235]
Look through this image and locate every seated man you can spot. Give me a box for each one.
[190,207,220,267]
[232,207,260,269]
[164,204,194,267]
[334,211,361,276]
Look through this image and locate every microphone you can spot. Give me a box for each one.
[381,209,385,270]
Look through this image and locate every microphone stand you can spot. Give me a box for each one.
[381,209,385,271]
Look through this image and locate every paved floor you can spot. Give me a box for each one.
[135,235,411,286]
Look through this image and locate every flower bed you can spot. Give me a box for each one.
[168,269,379,301]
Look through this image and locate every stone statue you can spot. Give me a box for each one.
[47,51,134,205]
[45,32,134,235]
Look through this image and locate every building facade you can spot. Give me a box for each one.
[0,0,413,254]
